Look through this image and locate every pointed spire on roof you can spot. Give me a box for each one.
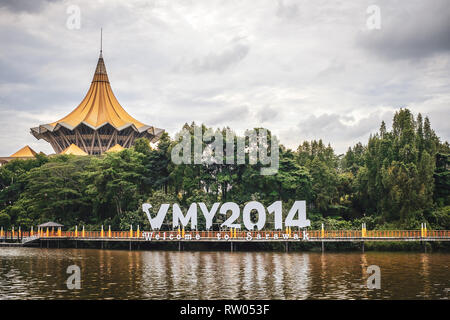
[93,31,108,84]
[91,28,107,82]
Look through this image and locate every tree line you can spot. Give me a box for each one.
[0,108,448,231]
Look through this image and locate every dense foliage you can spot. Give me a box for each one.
[0,109,448,231]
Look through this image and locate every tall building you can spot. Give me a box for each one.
[30,50,163,155]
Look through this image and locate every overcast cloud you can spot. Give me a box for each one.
[0,0,449,156]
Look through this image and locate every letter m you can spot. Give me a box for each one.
[173,203,197,229]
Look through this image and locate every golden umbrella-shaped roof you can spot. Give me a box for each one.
[31,51,162,136]
[47,52,148,131]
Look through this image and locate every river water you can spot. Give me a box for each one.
[0,248,448,299]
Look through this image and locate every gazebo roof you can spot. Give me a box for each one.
[38,222,64,228]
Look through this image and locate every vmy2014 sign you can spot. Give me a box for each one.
[141,201,311,241]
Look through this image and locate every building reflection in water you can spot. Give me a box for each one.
[420,253,430,298]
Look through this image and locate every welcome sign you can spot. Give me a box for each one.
[141,230,311,241]
[142,200,311,231]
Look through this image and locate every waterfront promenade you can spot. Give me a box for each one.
[1,229,449,251]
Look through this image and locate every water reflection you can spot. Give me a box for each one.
[0,248,449,299]
[420,253,430,298]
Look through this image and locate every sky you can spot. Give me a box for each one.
[0,0,449,156]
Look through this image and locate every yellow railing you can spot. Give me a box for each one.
[1,229,449,240]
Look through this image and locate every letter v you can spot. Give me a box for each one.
[142,203,169,230]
